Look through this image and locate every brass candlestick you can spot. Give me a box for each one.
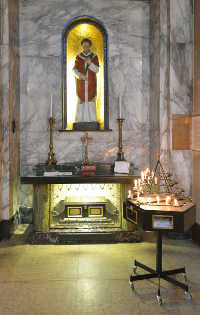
[117,118,125,161]
[46,117,57,165]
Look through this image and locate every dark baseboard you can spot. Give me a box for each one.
[0,211,20,241]
[0,220,12,241]
[192,223,200,244]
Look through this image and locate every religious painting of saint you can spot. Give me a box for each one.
[73,38,99,125]
[62,16,109,131]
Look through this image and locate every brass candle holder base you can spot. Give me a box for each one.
[117,118,126,161]
[46,117,57,166]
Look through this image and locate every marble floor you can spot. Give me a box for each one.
[0,238,200,315]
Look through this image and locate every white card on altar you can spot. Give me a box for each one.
[114,161,130,174]
[44,171,72,176]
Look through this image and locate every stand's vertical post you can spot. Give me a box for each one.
[117,118,125,161]
[156,231,162,274]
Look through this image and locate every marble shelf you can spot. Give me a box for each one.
[58,129,113,133]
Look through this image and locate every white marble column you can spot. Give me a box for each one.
[169,0,193,195]
[0,0,20,229]
[150,0,193,195]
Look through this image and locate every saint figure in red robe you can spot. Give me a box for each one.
[73,38,99,122]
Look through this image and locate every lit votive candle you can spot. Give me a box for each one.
[165,196,171,205]
[147,197,152,204]
[174,199,179,207]
[134,179,138,187]
[146,168,150,176]
[156,195,160,204]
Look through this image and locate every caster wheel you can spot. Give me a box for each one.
[156,295,162,305]
[133,266,137,274]
[129,281,134,289]
[185,291,192,300]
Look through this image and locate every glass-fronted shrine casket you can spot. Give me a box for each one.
[21,164,137,236]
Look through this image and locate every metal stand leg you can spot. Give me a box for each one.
[129,231,192,304]
[156,231,163,305]
[157,277,162,305]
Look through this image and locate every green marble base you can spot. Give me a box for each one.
[27,229,142,244]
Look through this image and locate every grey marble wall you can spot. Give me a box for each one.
[20,0,150,176]
[20,0,193,208]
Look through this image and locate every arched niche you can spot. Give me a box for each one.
[62,16,109,131]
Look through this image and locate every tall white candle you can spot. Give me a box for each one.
[50,95,53,117]
[119,96,122,118]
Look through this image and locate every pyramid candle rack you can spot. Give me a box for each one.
[128,154,192,207]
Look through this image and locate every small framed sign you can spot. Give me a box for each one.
[152,215,174,230]
[114,161,130,174]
